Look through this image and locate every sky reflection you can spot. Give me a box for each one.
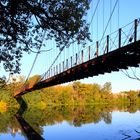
[0,106,140,140]
[43,111,140,140]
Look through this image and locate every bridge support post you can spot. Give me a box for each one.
[119,28,121,48]
[134,19,138,42]
[107,35,109,53]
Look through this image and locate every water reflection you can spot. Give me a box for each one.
[15,114,44,140]
[0,104,140,140]
[15,97,44,140]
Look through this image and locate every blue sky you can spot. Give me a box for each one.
[1,0,140,92]
[81,0,140,92]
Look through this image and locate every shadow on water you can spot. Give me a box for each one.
[15,97,44,140]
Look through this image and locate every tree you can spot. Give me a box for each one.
[100,82,112,101]
[101,82,112,94]
[127,90,138,104]
[0,0,91,74]
[121,67,140,81]
[0,76,6,88]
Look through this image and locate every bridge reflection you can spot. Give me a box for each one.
[15,97,44,140]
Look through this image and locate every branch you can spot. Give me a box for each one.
[121,67,140,81]
[18,36,52,54]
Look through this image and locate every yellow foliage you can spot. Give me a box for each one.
[0,101,7,113]
[36,101,46,110]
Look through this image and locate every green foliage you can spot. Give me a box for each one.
[0,108,19,134]
[0,87,19,108]
[0,80,140,109]
[0,80,140,138]
[126,90,138,104]
[18,81,139,107]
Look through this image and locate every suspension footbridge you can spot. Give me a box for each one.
[14,0,140,98]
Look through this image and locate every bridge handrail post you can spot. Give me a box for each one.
[54,67,55,76]
[59,63,61,73]
[48,69,50,78]
[47,72,49,79]
[106,35,109,53]
[63,61,64,72]
[66,59,68,69]
[71,56,72,68]
[76,53,77,65]
[45,72,47,79]
[51,68,52,77]
[81,50,84,63]
[134,19,138,42]
[119,28,121,48]
[56,65,58,74]
[88,46,90,60]
[96,41,99,57]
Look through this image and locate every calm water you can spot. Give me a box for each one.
[0,105,140,140]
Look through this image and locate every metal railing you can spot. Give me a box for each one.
[41,19,140,81]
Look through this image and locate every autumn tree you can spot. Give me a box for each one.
[100,82,112,101]
[0,0,91,74]
[127,90,138,104]
[91,84,101,102]
[101,82,112,94]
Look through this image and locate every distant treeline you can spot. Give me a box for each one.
[0,75,140,109]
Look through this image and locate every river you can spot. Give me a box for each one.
[0,105,140,140]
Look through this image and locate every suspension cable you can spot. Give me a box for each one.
[103,0,104,33]
[99,0,119,46]
[41,46,65,81]
[97,2,98,40]
[89,0,101,28]
[45,0,118,76]
[25,30,47,82]
[110,0,112,36]
[118,0,120,28]
[75,0,101,63]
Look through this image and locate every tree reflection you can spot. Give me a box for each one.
[0,104,140,139]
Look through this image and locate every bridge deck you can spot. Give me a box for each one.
[14,40,140,98]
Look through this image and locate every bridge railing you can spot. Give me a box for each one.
[40,18,140,81]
